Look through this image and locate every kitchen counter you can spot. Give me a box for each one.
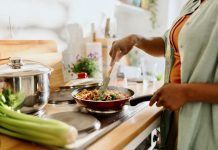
[88,105,162,150]
[0,81,163,150]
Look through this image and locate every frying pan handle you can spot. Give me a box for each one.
[129,94,153,106]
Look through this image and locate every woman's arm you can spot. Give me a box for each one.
[149,83,218,111]
[109,34,165,65]
[185,83,218,103]
[134,35,165,57]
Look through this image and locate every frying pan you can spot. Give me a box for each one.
[72,85,153,112]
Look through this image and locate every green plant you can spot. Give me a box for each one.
[148,0,158,29]
[68,53,98,77]
[140,0,158,29]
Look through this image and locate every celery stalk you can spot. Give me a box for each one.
[0,115,68,135]
[0,88,78,147]
[0,105,66,126]
[0,114,77,145]
[0,105,77,147]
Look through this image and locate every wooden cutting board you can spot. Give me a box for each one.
[0,40,57,58]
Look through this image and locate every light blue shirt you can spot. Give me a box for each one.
[162,0,218,149]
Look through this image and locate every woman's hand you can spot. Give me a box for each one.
[149,84,188,111]
[149,83,218,110]
[109,34,138,65]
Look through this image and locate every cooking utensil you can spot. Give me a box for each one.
[0,57,52,113]
[99,51,120,100]
[99,65,114,100]
[72,85,153,113]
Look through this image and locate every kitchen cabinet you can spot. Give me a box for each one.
[123,118,160,150]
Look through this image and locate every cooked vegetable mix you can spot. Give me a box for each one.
[75,89,129,101]
[0,88,77,147]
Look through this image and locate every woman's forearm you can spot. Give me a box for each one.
[109,34,165,64]
[132,34,165,57]
[184,83,218,104]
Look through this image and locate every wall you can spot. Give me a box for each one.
[0,0,188,81]
[0,0,70,51]
[0,0,187,50]
[0,0,117,51]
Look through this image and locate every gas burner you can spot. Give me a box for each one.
[43,111,100,132]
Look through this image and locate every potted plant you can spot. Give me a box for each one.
[68,52,98,78]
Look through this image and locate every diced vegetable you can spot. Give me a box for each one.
[0,89,78,147]
[110,94,116,100]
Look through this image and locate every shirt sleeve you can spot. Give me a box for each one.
[161,30,169,55]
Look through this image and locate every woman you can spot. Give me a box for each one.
[109,0,218,149]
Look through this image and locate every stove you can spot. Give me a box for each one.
[40,88,147,149]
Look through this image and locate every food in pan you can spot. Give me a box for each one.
[75,89,129,101]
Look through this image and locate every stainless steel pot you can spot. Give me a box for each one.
[0,57,52,113]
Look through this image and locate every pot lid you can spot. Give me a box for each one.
[0,57,52,77]
[59,78,102,89]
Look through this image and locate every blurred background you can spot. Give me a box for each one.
[0,0,188,82]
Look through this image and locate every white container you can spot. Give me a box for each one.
[62,23,85,82]
[85,42,103,79]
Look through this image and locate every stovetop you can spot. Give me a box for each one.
[35,86,149,149]
[39,102,147,150]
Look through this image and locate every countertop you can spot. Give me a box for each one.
[0,81,163,150]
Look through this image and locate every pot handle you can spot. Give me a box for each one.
[0,57,10,62]
[129,94,153,106]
